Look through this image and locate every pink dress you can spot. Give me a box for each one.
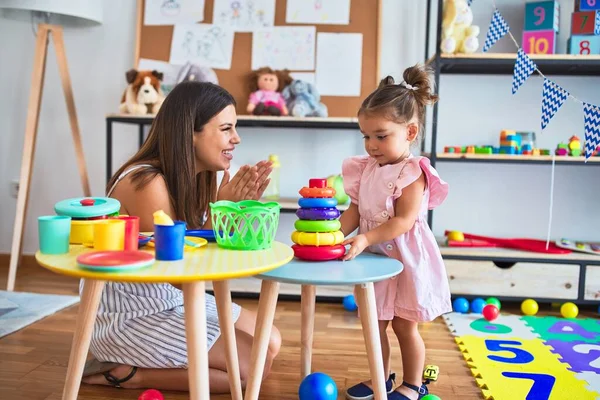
[342,154,452,323]
[249,90,286,110]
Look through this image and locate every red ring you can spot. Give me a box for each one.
[299,187,336,198]
[292,244,346,261]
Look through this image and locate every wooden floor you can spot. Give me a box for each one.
[3,260,586,400]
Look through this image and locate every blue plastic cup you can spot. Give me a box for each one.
[154,221,185,261]
[38,215,71,254]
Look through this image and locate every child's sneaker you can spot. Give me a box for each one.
[345,373,396,400]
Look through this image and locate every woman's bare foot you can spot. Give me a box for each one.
[82,364,141,388]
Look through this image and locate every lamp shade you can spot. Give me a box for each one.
[0,0,102,24]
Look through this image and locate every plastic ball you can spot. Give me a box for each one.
[486,297,501,310]
[471,298,487,314]
[138,389,164,400]
[343,295,358,311]
[482,304,499,321]
[422,395,442,400]
[561,302,579,319]
[298,372,338,400]
[521,299,539,316]
[452,297,470,313]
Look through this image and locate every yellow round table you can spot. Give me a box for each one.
[35,242,293,400]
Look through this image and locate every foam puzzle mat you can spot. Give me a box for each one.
[443,312,600,399]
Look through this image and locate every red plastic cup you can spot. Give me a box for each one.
[112,216,140,250]
[309,178,327,188]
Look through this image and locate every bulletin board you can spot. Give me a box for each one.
[134,0,381,118]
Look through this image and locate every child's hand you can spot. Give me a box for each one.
[342,234,369,261]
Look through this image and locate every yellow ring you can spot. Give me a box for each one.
[291,230,344,246]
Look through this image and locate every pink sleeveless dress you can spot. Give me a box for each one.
[342,154,452,322]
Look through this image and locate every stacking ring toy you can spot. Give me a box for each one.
[293,244,346,261]
[299,186,336,198]
[295,219,341,233]
[55,197,121,219]
[296,207,340,221]
[298,198,337,209]
[291,230,344,246]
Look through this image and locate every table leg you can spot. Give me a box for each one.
[244,280,280,400]
[354,282,387,400]
[300,284,316,379]
[62,279,105,400]
[183,282,210,400]
[212,280,243,400]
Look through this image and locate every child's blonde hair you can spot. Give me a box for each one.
[358,64,439,142]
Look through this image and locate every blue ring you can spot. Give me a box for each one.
[298,198,338,208]
[54,197,121,218]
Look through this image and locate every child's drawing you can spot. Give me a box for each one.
[213,0,275,32]
[285,0,350,25]
[170,24,234,70]
[144,0,205,25]
[160,0,181,17]
[252,27,316,71]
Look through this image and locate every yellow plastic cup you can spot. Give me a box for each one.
[93,219,125,251]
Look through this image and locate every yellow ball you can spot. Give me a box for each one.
[560,302,579,319]
[447,230,464,241]
[521,299,539,316]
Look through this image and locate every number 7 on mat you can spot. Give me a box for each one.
[501,372,555,400]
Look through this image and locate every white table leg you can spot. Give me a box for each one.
[62,279,105,400]
[354,282,387,400]
[301,284,316,379]
[183,282,210,400]
[212,280,243,400]
[244,280,280,400]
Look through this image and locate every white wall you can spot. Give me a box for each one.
[1,0,598,257]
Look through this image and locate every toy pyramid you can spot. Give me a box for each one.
[292,178,346,261]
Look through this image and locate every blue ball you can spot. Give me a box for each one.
[453,297,470,313]
[471,298,487,314]
[299,372,338,400]
[343,295,357,311]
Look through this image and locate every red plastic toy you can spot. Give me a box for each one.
[138,389,164,400]
[292,244,345,261]
[482,304,499,321]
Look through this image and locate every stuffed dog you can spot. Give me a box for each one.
[119,69,165,115]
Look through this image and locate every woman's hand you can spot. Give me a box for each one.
[217,160,273,202]
[342,234,369,261]
[247,160,273,200]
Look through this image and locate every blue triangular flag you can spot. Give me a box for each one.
[541,78,569,130]
[584,102,600,160]
[468,0,473,6]
[512,49,537,94]
[483,9,510,52]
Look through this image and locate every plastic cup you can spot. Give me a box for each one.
[112,216,140,250]
[154,221,185,261]
[93,219,125,251]
[38,216,71,254]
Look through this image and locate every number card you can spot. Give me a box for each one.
[580,0,600,11]
[568,35,600,54]
[525,0,560,32]
[522,30,556,54]
[571,10,600,35]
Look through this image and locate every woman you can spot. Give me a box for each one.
[82,81,281,393]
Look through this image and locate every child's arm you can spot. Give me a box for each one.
[339,202,360,236]
[343,173,426,260]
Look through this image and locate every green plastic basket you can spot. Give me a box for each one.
[209,200,281,250]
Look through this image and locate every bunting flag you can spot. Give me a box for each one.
[468,0,473,6]
[483,9,510,52]
[583,103,600,160]
[541,78,569,130]
[511,49,537,94]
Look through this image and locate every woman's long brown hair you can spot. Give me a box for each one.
[107,81,236,228]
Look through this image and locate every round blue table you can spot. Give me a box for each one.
[244,252,403,400]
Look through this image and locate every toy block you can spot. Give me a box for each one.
[499,146,518,154]
[540,149,551,155]
[569,35,600,53]
[571,10,600,35]
[475,146,493,154]
[533,148,541,155]
[525,1,560,32]
[579,0,600,11]
[523,29,557,54]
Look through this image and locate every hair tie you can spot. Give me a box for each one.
[400,81,418,91]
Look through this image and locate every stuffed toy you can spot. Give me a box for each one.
[440,0,480,54]
[119,69,165,115]
[176,61,219,85]
[282,79,328,118]
[247,67,293,116]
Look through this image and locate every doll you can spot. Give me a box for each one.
[247,67,292,116]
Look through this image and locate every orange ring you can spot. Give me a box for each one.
[298,187,336,198]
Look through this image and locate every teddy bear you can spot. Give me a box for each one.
[440,0,480,54]
[119,69,165,115]
[281,79,328,118]
[247,67,293,116]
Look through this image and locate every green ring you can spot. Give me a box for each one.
[294,219,341,233]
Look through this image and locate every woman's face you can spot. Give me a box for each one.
[193,105,240,172]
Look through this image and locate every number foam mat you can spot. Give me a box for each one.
[443,312,600,399]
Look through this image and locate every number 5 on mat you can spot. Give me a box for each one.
[484,339,534,363]
[501,372,555,400]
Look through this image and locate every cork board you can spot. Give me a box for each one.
[134,0,381,118]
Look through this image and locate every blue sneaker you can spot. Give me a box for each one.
[387,381,429,399]
[345,373,396,400]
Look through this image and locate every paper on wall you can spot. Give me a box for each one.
[213,0,275,32]
[252,26,316,70]
[144,0,205,25]
[316,33,362,96]
[285,0,350,25]
[137,58,182,85]
[290,72,316,85]
[169,24,234,70]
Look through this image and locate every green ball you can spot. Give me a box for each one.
[421,395,441,400]
[486,297,501,310]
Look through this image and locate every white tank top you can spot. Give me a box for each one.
[106,164,154,196]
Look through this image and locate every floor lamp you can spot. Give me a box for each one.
[0,1,103,291]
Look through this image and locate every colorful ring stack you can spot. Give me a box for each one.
[291,178,346,261]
